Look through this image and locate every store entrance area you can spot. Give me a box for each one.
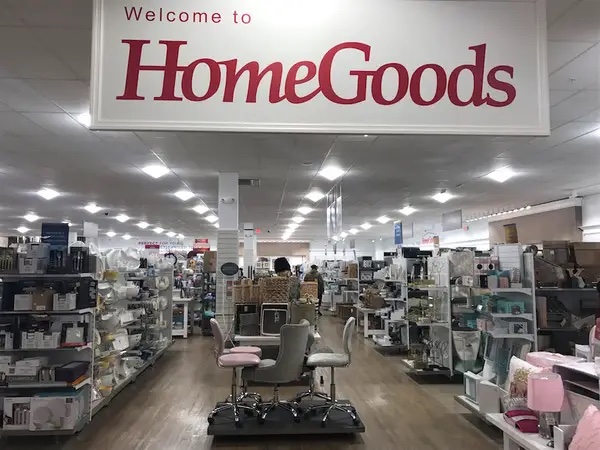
[4,316,500,450]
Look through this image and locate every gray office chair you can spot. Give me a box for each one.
[304,317,359,427]
[241,322,309,424]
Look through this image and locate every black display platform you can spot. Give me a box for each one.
[207,400,365,436]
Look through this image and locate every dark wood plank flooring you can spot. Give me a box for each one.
[1,316,500,449]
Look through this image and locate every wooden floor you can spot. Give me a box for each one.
[2,316,501,449]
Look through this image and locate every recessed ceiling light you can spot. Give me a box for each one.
[178,234,184,239]
[193,204,209,215]
[115,214,130,223]
[319,166,345,181]
[153,227,164,234]
[122,234,132,240]
[137,221,149,229]
[379,237,383,241]
[332,235,339,241]
[142,163,170,179]
[349,228,359,235]
[526,205,531,209]
[282,233,291,241]
[372,239,375,243]
[340,232,349,238]
[37,188,60,200]
[166,231,176,237]
[62,220,73,227]
[486,166,516,183]
[205,214,218,223]
[288,223,300,230]
[361,222,372,230]
[297,206,313,215]
[16,226,29,234]
[75,112,91,127]
[376,215,391,224]
[363,134,369,137]
[174,189,195,201]
[213,223,220,229]
[292,216,305,224]
[84,202,102,214]
[24,213,40,223]
[106,231,116,237]
[399,206,417,216]
[432,191,453,203]
[306,190,324,203]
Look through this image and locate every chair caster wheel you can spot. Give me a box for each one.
[294,416,301,423]
[258,417,265,425]
[320,421,327,428]
[207,417,215,425]
[234,420,243,429]
[353,419,360,426]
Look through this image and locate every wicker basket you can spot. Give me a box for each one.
[242,285,252,302]
[262,277,290,303]
[233,285,243,303]
[251,285,261,303]
[347,263,359,279]
[300,281,318,299]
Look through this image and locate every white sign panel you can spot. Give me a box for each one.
[91,0,549,135]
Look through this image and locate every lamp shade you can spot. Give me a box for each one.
[527,372,564,412]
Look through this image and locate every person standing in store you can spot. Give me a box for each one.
[304,264,325,316]
[274,257,300,302]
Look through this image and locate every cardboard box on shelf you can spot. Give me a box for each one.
[31,289,54,311]
[203,251,217,273]
[336,303,356,321]
[18,256,47,274]
[53,293,76,311]
[14,294,33,311]
[3,397,32,430]
[24,243,50,259]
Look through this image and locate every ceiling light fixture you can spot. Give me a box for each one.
[432,191,453,203]
[486,166,516,183]
[84,202,102,214]
[376,215,391,224]
[16,226,29,234]
[174,189,195,201]
[213,223,220,229]
[62,220,73,227]
[137,221,149,229]
[288,223,300,230]
[178,234,184,239]
[331,235,339,241]
[142,163,170,179]
[340,232,349,238]
[205,214,218,223]
[399,206,417,216]
[349,228,359,235]
[37,188,60,200]
[115,214,130,223]
[319,166,345,181]
[297,206,313,215]
[122,234,132,240]
[24,213,40,223]
[75,112,91,127]
[153,227,164,234]
[106,231,116,238]
[193,204,209,215]
[291,216,305,224]
[361,222,372,230]
[166,231,176,238]
[305,190,324,203]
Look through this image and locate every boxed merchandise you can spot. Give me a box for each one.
[203,251,217,273]
[29,395,83,431]
[0,247,17,273]
[55,362,89,383]
[347,263,358,279]
[14,294,33,311]
[31,289,54,311]
[16,357,49,368]
[53,293,77,311]
[0,331,14,350]
[3,397,31,430]
[41,222,70,274]
[24,243,50,259]
[0,355,16,364]
[18,256,47,274]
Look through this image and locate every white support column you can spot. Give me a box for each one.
[216,173,239,332]
[243,223,256,277]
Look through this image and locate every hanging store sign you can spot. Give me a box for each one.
[91,0,549,135]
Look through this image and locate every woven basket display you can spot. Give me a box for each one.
[347,263,359,279]
[233,285,243,303]
[242,285,252,302]
[251,285,261,303]
[300,281,318,299]
[262,277,290,303]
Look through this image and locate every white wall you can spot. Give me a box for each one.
[581,193,600,242]
[309,239,377,263]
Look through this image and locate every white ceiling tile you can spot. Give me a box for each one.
[548,0,600,42]
[547,41,596,73]
[550,89,600,128]
[4,0,92,28]
[30,28,92,80]
[549,44,600,90]
[576,104,600,122]
[546,0,580,25]
[0,3,23,26]
[0,79,61,112]
[25,79,89,114]
[549,89,577,106]
[21,112,99,140]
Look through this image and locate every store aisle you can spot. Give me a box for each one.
[2,317,499,450]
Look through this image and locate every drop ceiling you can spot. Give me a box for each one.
[0,0,597,242]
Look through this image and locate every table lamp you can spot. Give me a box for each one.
[527,372,564,440]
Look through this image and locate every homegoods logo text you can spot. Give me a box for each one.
[117,40,516,107]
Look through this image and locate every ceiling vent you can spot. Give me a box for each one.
[239,178,260,187]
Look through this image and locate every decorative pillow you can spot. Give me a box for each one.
[569,405,600,450]
[504,356,543,393]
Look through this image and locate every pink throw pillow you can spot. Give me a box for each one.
[569,405,600,450]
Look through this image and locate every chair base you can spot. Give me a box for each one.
[305,402,360,427]
[208,403,258,428]
[258,400,301,424]
[292,389,331,403]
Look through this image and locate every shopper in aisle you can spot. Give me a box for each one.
[304,264,325,316]
[274,257,300,302]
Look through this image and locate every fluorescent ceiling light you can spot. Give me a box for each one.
[297,206,313,215]
[16,226,29,234]
[292,216,305,224]
[153,227,164,234]
[432,191,453,203]
[193,204,209,215]
[174,189,195,201]
[24,213,39,223]
[361,222,372,230]
[166,231,176,238]
[122,234,132,240]
[178,234,184,239]
[305,190,324,203]
[137,221,149,229]
[340,232,348,238]
[142,163,170,179]
[62,220,72,227]
[106,231,116,238]
[282,233,291,241]
[331,235,339,241]
[75,112,91,127]
[319,166,345,181]
[37,188,60,200]
[288,223,300,230]
[349,228,359,235]
[399,206,417,216]
[376,215,391,224]
[486,167,516,183]
[115,214,130,223]
[84,202,102,214]
[205,214,218,223]
[213,223,220,229]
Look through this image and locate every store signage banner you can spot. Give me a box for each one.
[394,222,403,246]
[91,0,549,135]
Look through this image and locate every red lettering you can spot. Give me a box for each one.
[124,6,142,21]
[371,63,409,105]
[179,12,189,22]
[145,10,155,21]
[221,60,284,103]
[285,62,320,104]
[166,11,175,22]
[181,59,221,101]
[410,64,447,106]
[212,13,221,23]
[320,42,371,105]
[448,44,487,107]
[486,66,516,107]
